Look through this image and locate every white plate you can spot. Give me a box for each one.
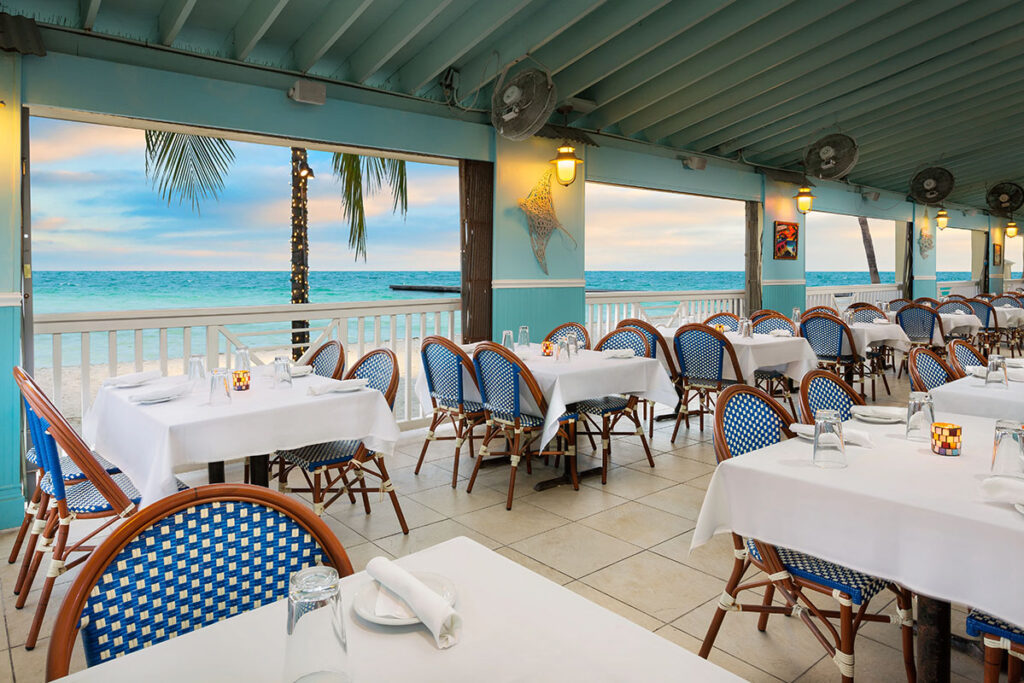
[136,395,176,405]
[353,572,456,627]
[109,379,156,389]
[853,413,904,425]
[794,431,814,441]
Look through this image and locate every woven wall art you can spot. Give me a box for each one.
[518,169,577,274]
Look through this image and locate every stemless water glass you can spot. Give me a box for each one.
[566,332,579,358]
[791,307,801,324]
[235,347,252,372]
[740,319,753,338]
[556,338,569,362]
[517,325,531,356]
[283,566,351,683]
[812,409,847,469]
[986,354,1008,387]
[992,420,1024,477]
[273,355,293,389]
[501,330,515,351]
[905,392,935,441]
[187,354,206,383]
[874,300,885,313]
[209,369,231,405]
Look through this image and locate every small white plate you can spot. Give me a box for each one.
[353,572,456,627]
[794,431,814,441]
[136,395,176,405]
[852,413,904,425]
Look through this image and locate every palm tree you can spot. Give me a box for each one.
[857,216,881,284]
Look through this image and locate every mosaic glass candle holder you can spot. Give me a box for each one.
[232,369,251,391]
[931,422,962,456]
[541,341,555,357]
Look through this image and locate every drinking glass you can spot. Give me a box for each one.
[283,566,351,683]
[235,347,252,373]
[273,355,293,389]
[501,330,515,351]
[738,318,751,337]
[986,354,1008,387]
[905,392,935,441]
[874,300,885,312]
[791,307,801,324]
[556,338,569,363]
[992,420,1024,477]
[209,369,231,405]
[517,325,530,356]
[812,409,847,469]
[187,354,206,383]
[566,332,579,358]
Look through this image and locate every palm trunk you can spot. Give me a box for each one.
[858,216,880,284]
[291,147,310,360]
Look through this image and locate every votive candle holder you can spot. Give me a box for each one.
[930,422,961,456]
[232,369,251,391]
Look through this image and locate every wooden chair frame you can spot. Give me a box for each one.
[914,296,940,308]
[671,323,744,441]
[702,385,915,683]
[895,303,946,380]
[945,293,967,300]
[908,347,954,392]
[800,313,871,399]
[305,339,346,379]
[798,370,865,424]
[749,309,776,323]
[748,313,798,414]
[803,305,839,318]
[543,322,591,350]
[966,297,1003,356]
[946,339,986,378]
[888,298,912,312]
[616,317,680,438]
[981,638,1024,683]
[702,312,740,330]
[46,484,353,680]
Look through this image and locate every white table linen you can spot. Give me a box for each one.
[656,327,818,382]
[84,374,400,506]
[929,376,1024,422]
[692,414,1024,627]
[994,306,1024,328]
[846,322,910,354]
[887,311,982,342]
[57,537,739,683]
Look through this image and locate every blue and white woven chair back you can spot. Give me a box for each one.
[913,352,950,390]
[800,316,845,357]
[897,306,936,343]
[967,300,992,326]
[719,392,786,458]
[617,324,657,357]
[546,323,589,349]
[889,299,911,312]
[77,499,331,666]
[25,408,67,500]
[675,328,724,382]
[805,375,856,422]
[937,301,972,315]
[421,341,464,407]
[349,350,397,407]
[752,316,795,335]
[310,342,343,378]
[850,307,885,323]
[951,342,984,370]
[473,347,521,419]
[992,295,1022,308]
[704,313,738,331]
[597,329,648,357]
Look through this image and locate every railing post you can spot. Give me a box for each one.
[206,325,218,369]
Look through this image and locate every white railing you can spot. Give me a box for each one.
[1002,278,1023,293]
[32,297,462,427]
[938,280,980,298]
[805,283,903,310]
[584,289,745,340]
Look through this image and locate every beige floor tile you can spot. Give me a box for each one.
[408,483,507,517]
[518,485,629,521]
[319,512,369,549]
[342,542,394,573]
[388,462,462,494]
[685,472,714,491]
[635,483,707,521]
[628,453,715,483]
[492,547,572,586]
[671,441,720,465]
[580,467,676,499]
[655,625,786,682]
[373,519,499,558]
[510,523,640,579]
[4,579,71,649]
[652,530,738,581]
[327,496,444,541]
[579,501,694,548]
[565,582,663,631]
[452,501,567,545]
[463,459,557,495]
[582,551,724,623]
[793,635,918,683]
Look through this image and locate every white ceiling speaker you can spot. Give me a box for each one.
[288,79,326,105]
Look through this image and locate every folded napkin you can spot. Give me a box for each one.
[128,380,192,403]
[366,557,461,649]
[1001,305,1016,309]
[789,422,875,448]
[290,364,313,377]
[980,476,1024,504]
[966,366,1024,382]
[1006,358,1024,369]
[103,370,162,388]
[306,378,369,396]
[850,405,906,422]
[871,318,891,325]
[768,329,793,337]
[602,348,635,359]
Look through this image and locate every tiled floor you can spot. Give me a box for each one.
[0,373,992,682]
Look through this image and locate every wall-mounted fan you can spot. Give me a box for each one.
[803,133,858,180]
[490,66,556,141]
[909,167,955,204]
[986,181,1024,215]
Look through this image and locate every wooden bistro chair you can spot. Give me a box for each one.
[616,317,679,437]
[12,367,188,651]
[977,292,998,300]
[415,336,486,488]
[305,339,346,379]
[750,313,798,414]
[799,313,870,399]
[543,321,591,350]
[469,342,577,510]
[749,309,776,323]
[46,484,353,680]
[966,297,1002,356]
[992,295,1024,355]
[895,303,946,379]
[671,324,744,441]
[275,348,409,534]
[803,305,839,317]
[966,611,1024,683]
[937,299,973,315]
[914,296,940,308]
[908,347,954,391]
[703,312,739,331]
[947,339,986,378]
[575,329,655,484]
[701,384,916,683]
[799,370,865,423]
[889,297,912,312]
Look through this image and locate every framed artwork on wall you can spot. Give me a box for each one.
[773,221,799,260]
[994,243,1003,267]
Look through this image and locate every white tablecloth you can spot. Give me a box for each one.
[886,311,982,343]
[83,374,400,506]
[692,414,1024,627]
[58,536,739,683]
[656,327,818,382]
[930,376,1024,422]
[415,345,678,445]
[846,322,910,354]
[994,307,1024,328]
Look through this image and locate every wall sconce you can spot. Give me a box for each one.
[794,185,815,214]
[551,143,583,186]
[936,208,949,230]
[1007,219,1018,238]
[298,161,314,178]
[680,155,707,171]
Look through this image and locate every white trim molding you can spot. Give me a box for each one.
[0,292,22,307]
[492,278,586,289]
[914,275,937,280]
[762,279,806,286]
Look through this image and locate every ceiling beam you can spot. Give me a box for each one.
[292,0,376,73]
[638,0,929,143]
[79,0,101,30]
[233,0,289,61]
[863,147,1024,194]
[542,0,690,95]
[158,0,197,46]
[453,0,605,97]
[348,0,455,84]
[393,0,532,94]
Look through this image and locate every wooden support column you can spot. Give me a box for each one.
[744,200,762,315]
[459,159,493,343]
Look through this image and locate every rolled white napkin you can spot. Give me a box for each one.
[602,348,635,359]
[980,476,1024,504]
[789,422,875,448]
[306,378,369,396]
[768,329,793,337]
[366,557,461,649]
[290,364,313,377]
[850,405,906,422]
[103,370,162,387]
[128,380,192,403]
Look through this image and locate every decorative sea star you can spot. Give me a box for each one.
[518,169,578,274]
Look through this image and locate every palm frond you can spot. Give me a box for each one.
[332,153,408,261]
[145,131,235,214]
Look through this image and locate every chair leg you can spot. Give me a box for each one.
[414,411,442,475]
[467,424,493,493]
[699,536,746,659]
[25,520,69,650]
[983,644,1002,683]
[1009,653,1022,683]
[601,415,611,485]
[757,584,775,632]
[375,455,408,535]
[506,431,521,510]
[14,492,49,596]
[16,509,57,608]
[896,588,916,683]
[8,481,41,564]
[450,417,466,489]
[568,423,579,490]
[837,601,854,683]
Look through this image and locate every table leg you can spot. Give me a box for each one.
[207,462,225,484]
[534,452,602,491]
[917,595,951,683]
[249,454,269,487]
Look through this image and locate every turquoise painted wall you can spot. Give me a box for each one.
[911,206,938,299]
[761,178,806,316]
[493,287,586,344]
[990,223,1006,294]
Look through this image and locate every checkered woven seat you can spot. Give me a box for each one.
[48,451,121,482]
[804,374,857,421]
[573,396,629,415]
[911,351,950,389]
[752,316,795,334]
[705,313,739,331]
[745,540,888,606]
[435,397,485,413]
[617,323,658,358]
[897,305,939,344]
[992,296,1022,309]
[938,301,972,315]
[544,322,590,349]
[600,327,651,358]
[77,499,332,666]
[966,610,1024,644]
[851,308,886,323]
[488,410,576,426]
[278,440,361,470]
[753,369,783,380]
[951,342,985,370]
[308,341,344,379]
[40,472,187,513]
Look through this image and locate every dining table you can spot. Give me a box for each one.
[56,536,741,682]
[886,310,983,343]
[844,320,910,354]
[83,371,400,506]
[930,374,1024,421]
[655,326,818,383]
[692,412,1024,682]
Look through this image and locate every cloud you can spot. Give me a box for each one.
[32,123,142,164]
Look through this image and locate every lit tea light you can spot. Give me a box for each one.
[931,422,961,456]
[541,341,555,357]
[713,324,725,333]
[232,369,250,391]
